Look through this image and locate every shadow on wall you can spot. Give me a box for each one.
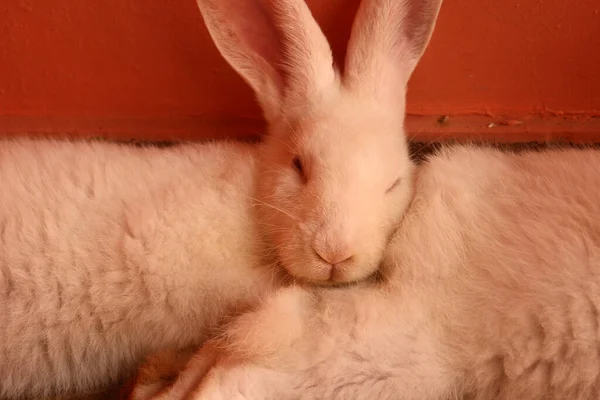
[0,0,599,140]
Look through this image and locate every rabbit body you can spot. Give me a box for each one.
[144,144,600,400]
[3,0,449,396]
[0,138,278,398]
[0,0,435,394]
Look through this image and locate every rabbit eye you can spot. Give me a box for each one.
[386,177,401,194]
[291,156,307,182]
[292,156,303,173]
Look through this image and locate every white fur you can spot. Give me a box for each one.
[198,0,431,283]
[0,0,441,397]
[0,139,266,399]
[139,144,600,400]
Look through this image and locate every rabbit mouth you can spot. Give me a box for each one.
[281,249,378,285]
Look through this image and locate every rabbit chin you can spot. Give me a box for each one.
[280,249,381,285]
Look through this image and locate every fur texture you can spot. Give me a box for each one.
[130,144,600,400]
[0,0,442,396]
[0,139,269,399]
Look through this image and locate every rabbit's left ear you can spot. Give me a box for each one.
[197,0,336,122]
[343,0,443,104]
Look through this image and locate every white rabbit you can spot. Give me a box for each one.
[131,140,600,400]
[0,0,438,397]
[125,1,600,399]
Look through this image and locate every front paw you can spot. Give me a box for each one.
[216,286,331,370]
[187,358,295,400]
[158,286,336,399]
[125,347,198,400]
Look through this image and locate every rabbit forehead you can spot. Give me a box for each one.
[293,100,408,175]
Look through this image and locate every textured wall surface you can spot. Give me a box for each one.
[0,0,599,140]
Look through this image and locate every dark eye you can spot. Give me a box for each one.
[292,156,303,173]
[386,177,401,194]
[291,155,308,183]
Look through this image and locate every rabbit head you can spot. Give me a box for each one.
[197,0,443,283]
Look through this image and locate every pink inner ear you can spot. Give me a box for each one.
[232,1,284,74]
[200,0,336,113]
[203,0,286,81]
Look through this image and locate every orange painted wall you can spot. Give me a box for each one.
[0,0,599,140]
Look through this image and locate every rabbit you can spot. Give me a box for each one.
[122,2,600,398]
[0,0,440,397]
[126,139,600,400]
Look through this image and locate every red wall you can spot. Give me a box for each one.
[1,0,599,141]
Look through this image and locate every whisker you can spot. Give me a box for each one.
[253,223,284,229]
[410,132,454,158]
[248,197,299,221]
[263,133,296,153]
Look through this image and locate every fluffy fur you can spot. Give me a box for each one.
[0,139,269,399]
[130,144,600,400]
[0,0,441,397]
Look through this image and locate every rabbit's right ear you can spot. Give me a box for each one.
[344,0,443,105]
[197,0,336,122]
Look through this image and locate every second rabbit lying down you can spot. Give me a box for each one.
[129,141,600,400]
[0,0,440,397]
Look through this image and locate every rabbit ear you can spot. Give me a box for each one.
[343,0,443,104]
[197,0,336,121]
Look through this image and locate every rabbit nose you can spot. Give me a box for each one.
[312,244,354,266]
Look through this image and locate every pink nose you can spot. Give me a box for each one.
[313,245,354,265]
